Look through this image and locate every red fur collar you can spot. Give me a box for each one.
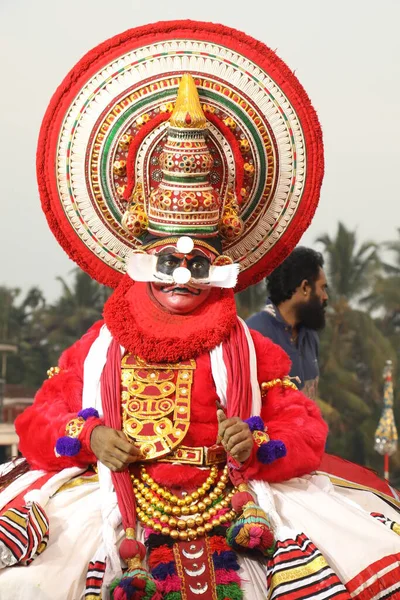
[103,276,237,362]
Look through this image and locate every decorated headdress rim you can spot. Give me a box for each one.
[37,19,324,292]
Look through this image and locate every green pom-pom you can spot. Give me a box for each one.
[164,593,182,600]
[110,568,160,600]
[217,583,243,600]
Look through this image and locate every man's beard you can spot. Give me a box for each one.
[296,294,327,331]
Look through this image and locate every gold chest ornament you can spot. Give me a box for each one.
[121,354,196,460]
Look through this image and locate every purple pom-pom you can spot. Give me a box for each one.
[78,407,99,420]
[257,440,287,464]
[55,436,81,457]
[119,578,133,592]
[213,550,240,570]
[244,416,265,432]
[152,562,176,580]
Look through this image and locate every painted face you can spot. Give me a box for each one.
[127,236,239,292]
[156,252,211,279]
[149,249,213,314]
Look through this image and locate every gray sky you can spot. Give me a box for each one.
[1,0,399,301]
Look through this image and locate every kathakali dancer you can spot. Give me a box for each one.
[0,20,400,600]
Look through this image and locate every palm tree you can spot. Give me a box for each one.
[316,222,380,303]
[362,229,400,334]
[44,269,112,354]
[382,228,400,275]
[0,271,112,389]
[315,223,396,472]
[317,223,381,371]
[360,229,400,482]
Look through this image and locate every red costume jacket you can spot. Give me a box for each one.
[16,319,328,486]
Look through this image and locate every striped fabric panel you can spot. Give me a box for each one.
[85,559,106,598]
[0,502,49,565]
[0,508,29,561]
[346,554,400,599]
[24,502,49,564]
[267,533,350,600]
[370,512,400,535]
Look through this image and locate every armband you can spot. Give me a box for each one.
[261,377,298,396]
[55,408,100,457]
[47,366,61,378]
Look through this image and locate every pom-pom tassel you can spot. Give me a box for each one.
[110,567,162,600]
[110,531,162,600]
[228,485,275,556]
[227,501,275,556]
[55,435,81,457]
[257,439,287,464]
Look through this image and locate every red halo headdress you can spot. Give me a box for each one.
[37,20,324,291]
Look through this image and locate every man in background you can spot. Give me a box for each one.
[246,247,329,400]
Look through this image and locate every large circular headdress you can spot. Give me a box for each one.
[37,20,323,291]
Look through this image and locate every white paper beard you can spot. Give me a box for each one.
[126,253,239,289]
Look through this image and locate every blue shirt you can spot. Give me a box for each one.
[246,300,319,393]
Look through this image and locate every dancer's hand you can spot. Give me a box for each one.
[217,409,253,463]
[90,425,141,471]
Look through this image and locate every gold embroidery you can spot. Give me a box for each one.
[268,554,328,592]
[56,473,99,494]
[121,355,196,460]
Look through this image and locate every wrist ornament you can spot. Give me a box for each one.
[55,408,100,457]
[244,416,286,465]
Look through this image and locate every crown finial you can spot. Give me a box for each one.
[169,74,207,129]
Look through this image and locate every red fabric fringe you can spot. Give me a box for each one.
[223,320,253,420]
[101,338,137,531]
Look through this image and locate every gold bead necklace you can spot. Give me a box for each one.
[131,465,236,541]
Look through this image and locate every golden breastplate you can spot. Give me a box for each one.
[121,354,195,461]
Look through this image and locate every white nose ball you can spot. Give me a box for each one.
[173,267,191,285]
[176,236,194,254]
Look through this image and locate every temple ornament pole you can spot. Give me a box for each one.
[374,360,398,481]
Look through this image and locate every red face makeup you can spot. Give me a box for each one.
[149,281,212,314]
[146,241,217,314]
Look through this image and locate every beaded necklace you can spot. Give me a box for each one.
[132,466,236,541]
